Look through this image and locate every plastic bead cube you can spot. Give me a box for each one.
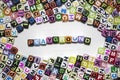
[18,61,25,69]
[68,14,74,21]
[45,9,54,16]
[55,13,62,21]
[69,7,76,14]
[1,54,8,62]
[61,61,68,68]
[15,54,22,60]
[19,72,27,79]
[34,39,40,46]
[28,17,36,25]
[52,36,59,44]
[80,15,88,23]
[53,7,59,14]
[42,15,49,23]
[5,76,13,80]
[11,5,18,12]
[65,1,71,9]
[11,29,17,37]
[0,37,7,44]
[33,11,40,18]
[10,20,18,28]
[91,71,98,79]
[16,17,23,24]
[0,25,5,30]
[25,61,33,68]
[44,69,51,76]
[83,73,90,80]
[69,56,76,64]
[16,25,24,33]
[87,61,94,69]
[3,66,10,74]
[37,69,45,76]
[110,50,117,58]
[49,15,56,23]
[28,55,34,62]
[78,36,84,43]
[111,66,118,73]
[108,57,115,65]
[21,21,29,29]
[28,0,35,6]
[93,66,99,72]
[10,46,18,54]
[24,67,30,74]
[35,17,43,24]
[74,61,81,68]
[46,37,53,44]
[0,62,5,69]
[65,36,72,43]
[0,30,5,37]
[4,29,12,37]
[84,37,91,45]
[31,63,39,70]
[98,47,105,55]
[40,38,46,45]
[14,75,21,80]
[28,39,34,47]
[82,9,89,17]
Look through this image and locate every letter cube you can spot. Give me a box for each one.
[28,39,34,47]
[46,37,53,44]
[55,13,62,21]
[10,20,18,28]
[65,36,72,43]
[84,37,91,45]
[16,25,24,33]
[28,17,36,25]
[52,36,59,44]
[34,39,40,46]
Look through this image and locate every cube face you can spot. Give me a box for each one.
[82,9,89,17]
[81,60,88,68]
[101,2,108,9]
[46,37,53,44]
[16,25,24,33]
[22,21,29,29]
[111,66,118,73]
[28,39,34,47]
[49,15,56,23]
[78,36,84,43]
[33,11,40,18]
[4,29,12,37]
[34,39,40,46]
[30,5,37,12]
[55,13,62,21]
[62,14,68,22]
[69,7,76,14]
[80,15,88,23]
[65,36,72,43]
[69,56,76,64]
[93,19,100,28]
[28,17,36,25]
[91,71,98,79]
[108,57,115,65]
[10,20,18,28]
[52,36,59,44]
[40,38,46,45]
[28,55,35,62]
[98,47,105,55]
[83,73,90,80]
[84,37,91,45]
[75,13,82,21]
